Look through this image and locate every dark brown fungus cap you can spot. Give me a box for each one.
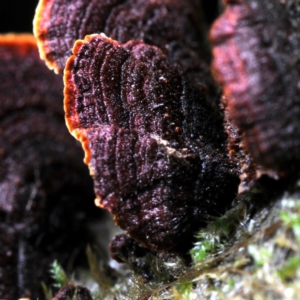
[0,34,96,299]
[34,0,209,76]
[64,34,239,252]
[211,0,300,174]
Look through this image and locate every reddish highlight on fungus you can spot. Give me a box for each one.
[0,34,35,56]
[211,0,300,174]
[34,0,208,74]
[64,34,239,252]
[0,34,96,299]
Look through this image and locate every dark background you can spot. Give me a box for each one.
[0,0,219,34]
[0,0,39,33]
[202,0,221,25]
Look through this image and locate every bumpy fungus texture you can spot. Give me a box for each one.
[34,0,209,75]
[211,0,300,174]
[64,34,239,252]
[0,34,97,299]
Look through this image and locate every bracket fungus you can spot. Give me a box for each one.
[211,0,300,175]
[31,0,241,256]
[34,0,209,76]
[1,0,300,297]
[63,34,239,252]
[0,34,98,299]
[34,0,222,106]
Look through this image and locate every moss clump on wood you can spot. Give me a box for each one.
[46,179,300,300]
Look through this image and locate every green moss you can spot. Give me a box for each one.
[278,257,300,281]
[47,183,300,300]
[280,205,300,242]
[50,260,69,289]
[173,280,193,300]
[190,210,244,264]
[247,245,272,267]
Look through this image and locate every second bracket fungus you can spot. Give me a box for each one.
[0,34,97,299]
[211,0,300,175]
[34,0,209,76]
[64,34,239,252]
